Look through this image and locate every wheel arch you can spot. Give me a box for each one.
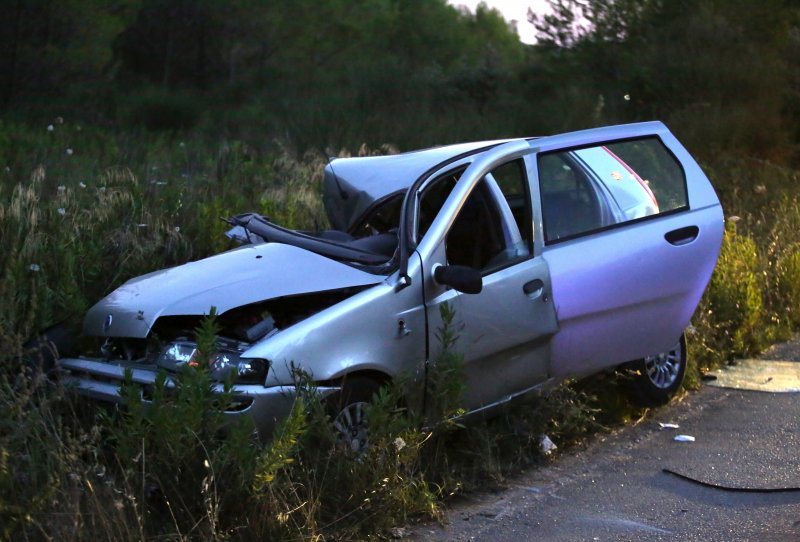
[320,368,393,389]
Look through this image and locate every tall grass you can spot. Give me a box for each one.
[2,118,800,539]
[685,156,800,380]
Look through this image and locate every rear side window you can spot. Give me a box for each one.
[538,137,687,244]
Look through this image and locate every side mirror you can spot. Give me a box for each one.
[433,264,483,294]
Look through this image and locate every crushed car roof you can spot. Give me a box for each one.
[323,139,514,231]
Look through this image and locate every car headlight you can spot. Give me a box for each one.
[158,342,198,368]
[157,342,268,384]
[208,352,268,384]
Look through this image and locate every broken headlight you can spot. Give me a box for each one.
[157,342,268,384]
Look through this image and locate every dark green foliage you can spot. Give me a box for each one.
[705,223,764,357]
[121,90,204,132]
[3,0,800,538]
[103,308,260,537]
[5,0,800,155]
[424,302,467,424]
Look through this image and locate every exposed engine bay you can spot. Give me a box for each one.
[94,286,369,367]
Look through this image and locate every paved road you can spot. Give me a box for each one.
[411,346,800,542]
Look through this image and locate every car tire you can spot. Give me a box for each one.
[325,375,382,455]
[628,333,687,407]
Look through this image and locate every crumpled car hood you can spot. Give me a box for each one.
[84,242,382,338]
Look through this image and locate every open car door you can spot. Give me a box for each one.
[531,121,724,378]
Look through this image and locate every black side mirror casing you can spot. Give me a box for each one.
[433,264,483,294]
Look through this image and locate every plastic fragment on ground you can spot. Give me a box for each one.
[539,434,557,455]
[390,527,409,539]
[674,435,695,442]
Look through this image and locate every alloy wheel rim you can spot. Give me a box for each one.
[644,341,683,389]
[332,401,369,454]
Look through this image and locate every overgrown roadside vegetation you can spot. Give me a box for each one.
[2,119,800,540]
[3,0,800,539]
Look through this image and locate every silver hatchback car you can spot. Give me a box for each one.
[55,121,723,444]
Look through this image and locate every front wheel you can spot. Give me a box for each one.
[326,376,382,455]
[628,333,687,406]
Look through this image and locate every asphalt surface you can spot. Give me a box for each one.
[411,342,800,542]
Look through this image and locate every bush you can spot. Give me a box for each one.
[703,221,764,360]
[5,117,800,540]
[775,249,800,328]
[102,309,260,538]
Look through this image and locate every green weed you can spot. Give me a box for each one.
[3,117,800,540]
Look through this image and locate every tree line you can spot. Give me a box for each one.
[2,0,799,161]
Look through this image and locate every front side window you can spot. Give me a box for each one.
[420,159,532,274]
[538,137,688,244]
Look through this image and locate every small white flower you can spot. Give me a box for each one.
[57,185,66,193]
[47,124,54,132]
[29,264,41,272]
[66,148,73,156]
[623,94,631,101]
[174,226,181,233]
[79,182,87,188]
[57,208,66,215]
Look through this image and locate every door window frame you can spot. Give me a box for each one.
[416,157,536,277]
[535,135,689,246]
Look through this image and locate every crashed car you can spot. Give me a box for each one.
[53,121,723,448]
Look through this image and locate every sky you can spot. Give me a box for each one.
[447,0,554,44]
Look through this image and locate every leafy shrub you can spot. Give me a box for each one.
[102,309,260,538]
[5,117,800,540]
[703,221,764,359]
[776,250,800,328]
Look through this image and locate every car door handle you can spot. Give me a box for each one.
[523,279,544,299]
[664,225,699,246]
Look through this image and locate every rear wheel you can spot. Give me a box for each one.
[628,333,687,406]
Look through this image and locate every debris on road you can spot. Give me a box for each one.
[673,435,696,442]
[658,422,679,429]
[390,526,410,538]
[663,468,800,493]
[539,434,557,455]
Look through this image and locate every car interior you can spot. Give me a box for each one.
[538,153,607,242]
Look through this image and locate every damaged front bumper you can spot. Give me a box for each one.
[57,358,340,440]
